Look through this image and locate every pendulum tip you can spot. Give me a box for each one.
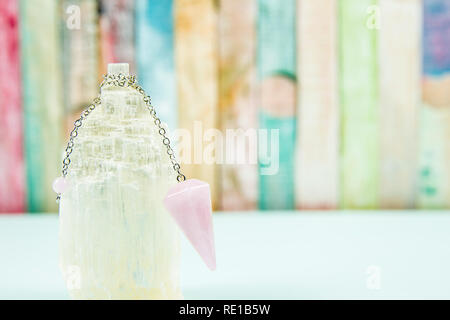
[206,256,216,271]
[164,178,216,271]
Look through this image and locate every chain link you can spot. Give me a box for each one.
[57,73,186,202]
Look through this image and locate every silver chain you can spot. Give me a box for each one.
[57,73,186,202]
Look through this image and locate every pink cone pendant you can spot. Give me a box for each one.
[164,179,216,270]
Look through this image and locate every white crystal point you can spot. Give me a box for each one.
[107,63,129,76]
[59,68,181,299]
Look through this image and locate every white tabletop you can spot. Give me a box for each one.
[1,211,450,299]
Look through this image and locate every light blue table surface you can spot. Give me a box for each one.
[0,211,449,299]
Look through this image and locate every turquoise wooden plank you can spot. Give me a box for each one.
[257,0,296,210]
[136,0,176,130]
[20,0,63,212]
[258,112,296,210]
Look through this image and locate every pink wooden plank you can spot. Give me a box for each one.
[0,0,25,213]
[99,0,136,75]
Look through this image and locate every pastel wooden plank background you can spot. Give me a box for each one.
[378,0,421,208]
[257,0,296,210]
[20,0,63,212]
[338,0,378,209]
[2,0,449,212]
[61,0,99,137]
[0,0,25,213]
[417,0,450,208]
[99,0,135,75]
[219,0,257,210]
[296,0,338,209]
[136,0,177,130]
[175,0,219,209]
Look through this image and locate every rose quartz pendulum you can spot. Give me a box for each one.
[164,179,216,270]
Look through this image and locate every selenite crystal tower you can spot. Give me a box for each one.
[58,64,181,299]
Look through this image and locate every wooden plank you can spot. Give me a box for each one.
[136,0,177,130]
[219,0,257,210]
[175,0,219,209]
[61,0,99,137]
[417,0,450,208]
[20,0,63,212]
[99,0,135,75]
[338,0,378,209]
[257,0,296,210]
[296,0,338,209]
[0,0,25,213]
[378,0,421,208]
